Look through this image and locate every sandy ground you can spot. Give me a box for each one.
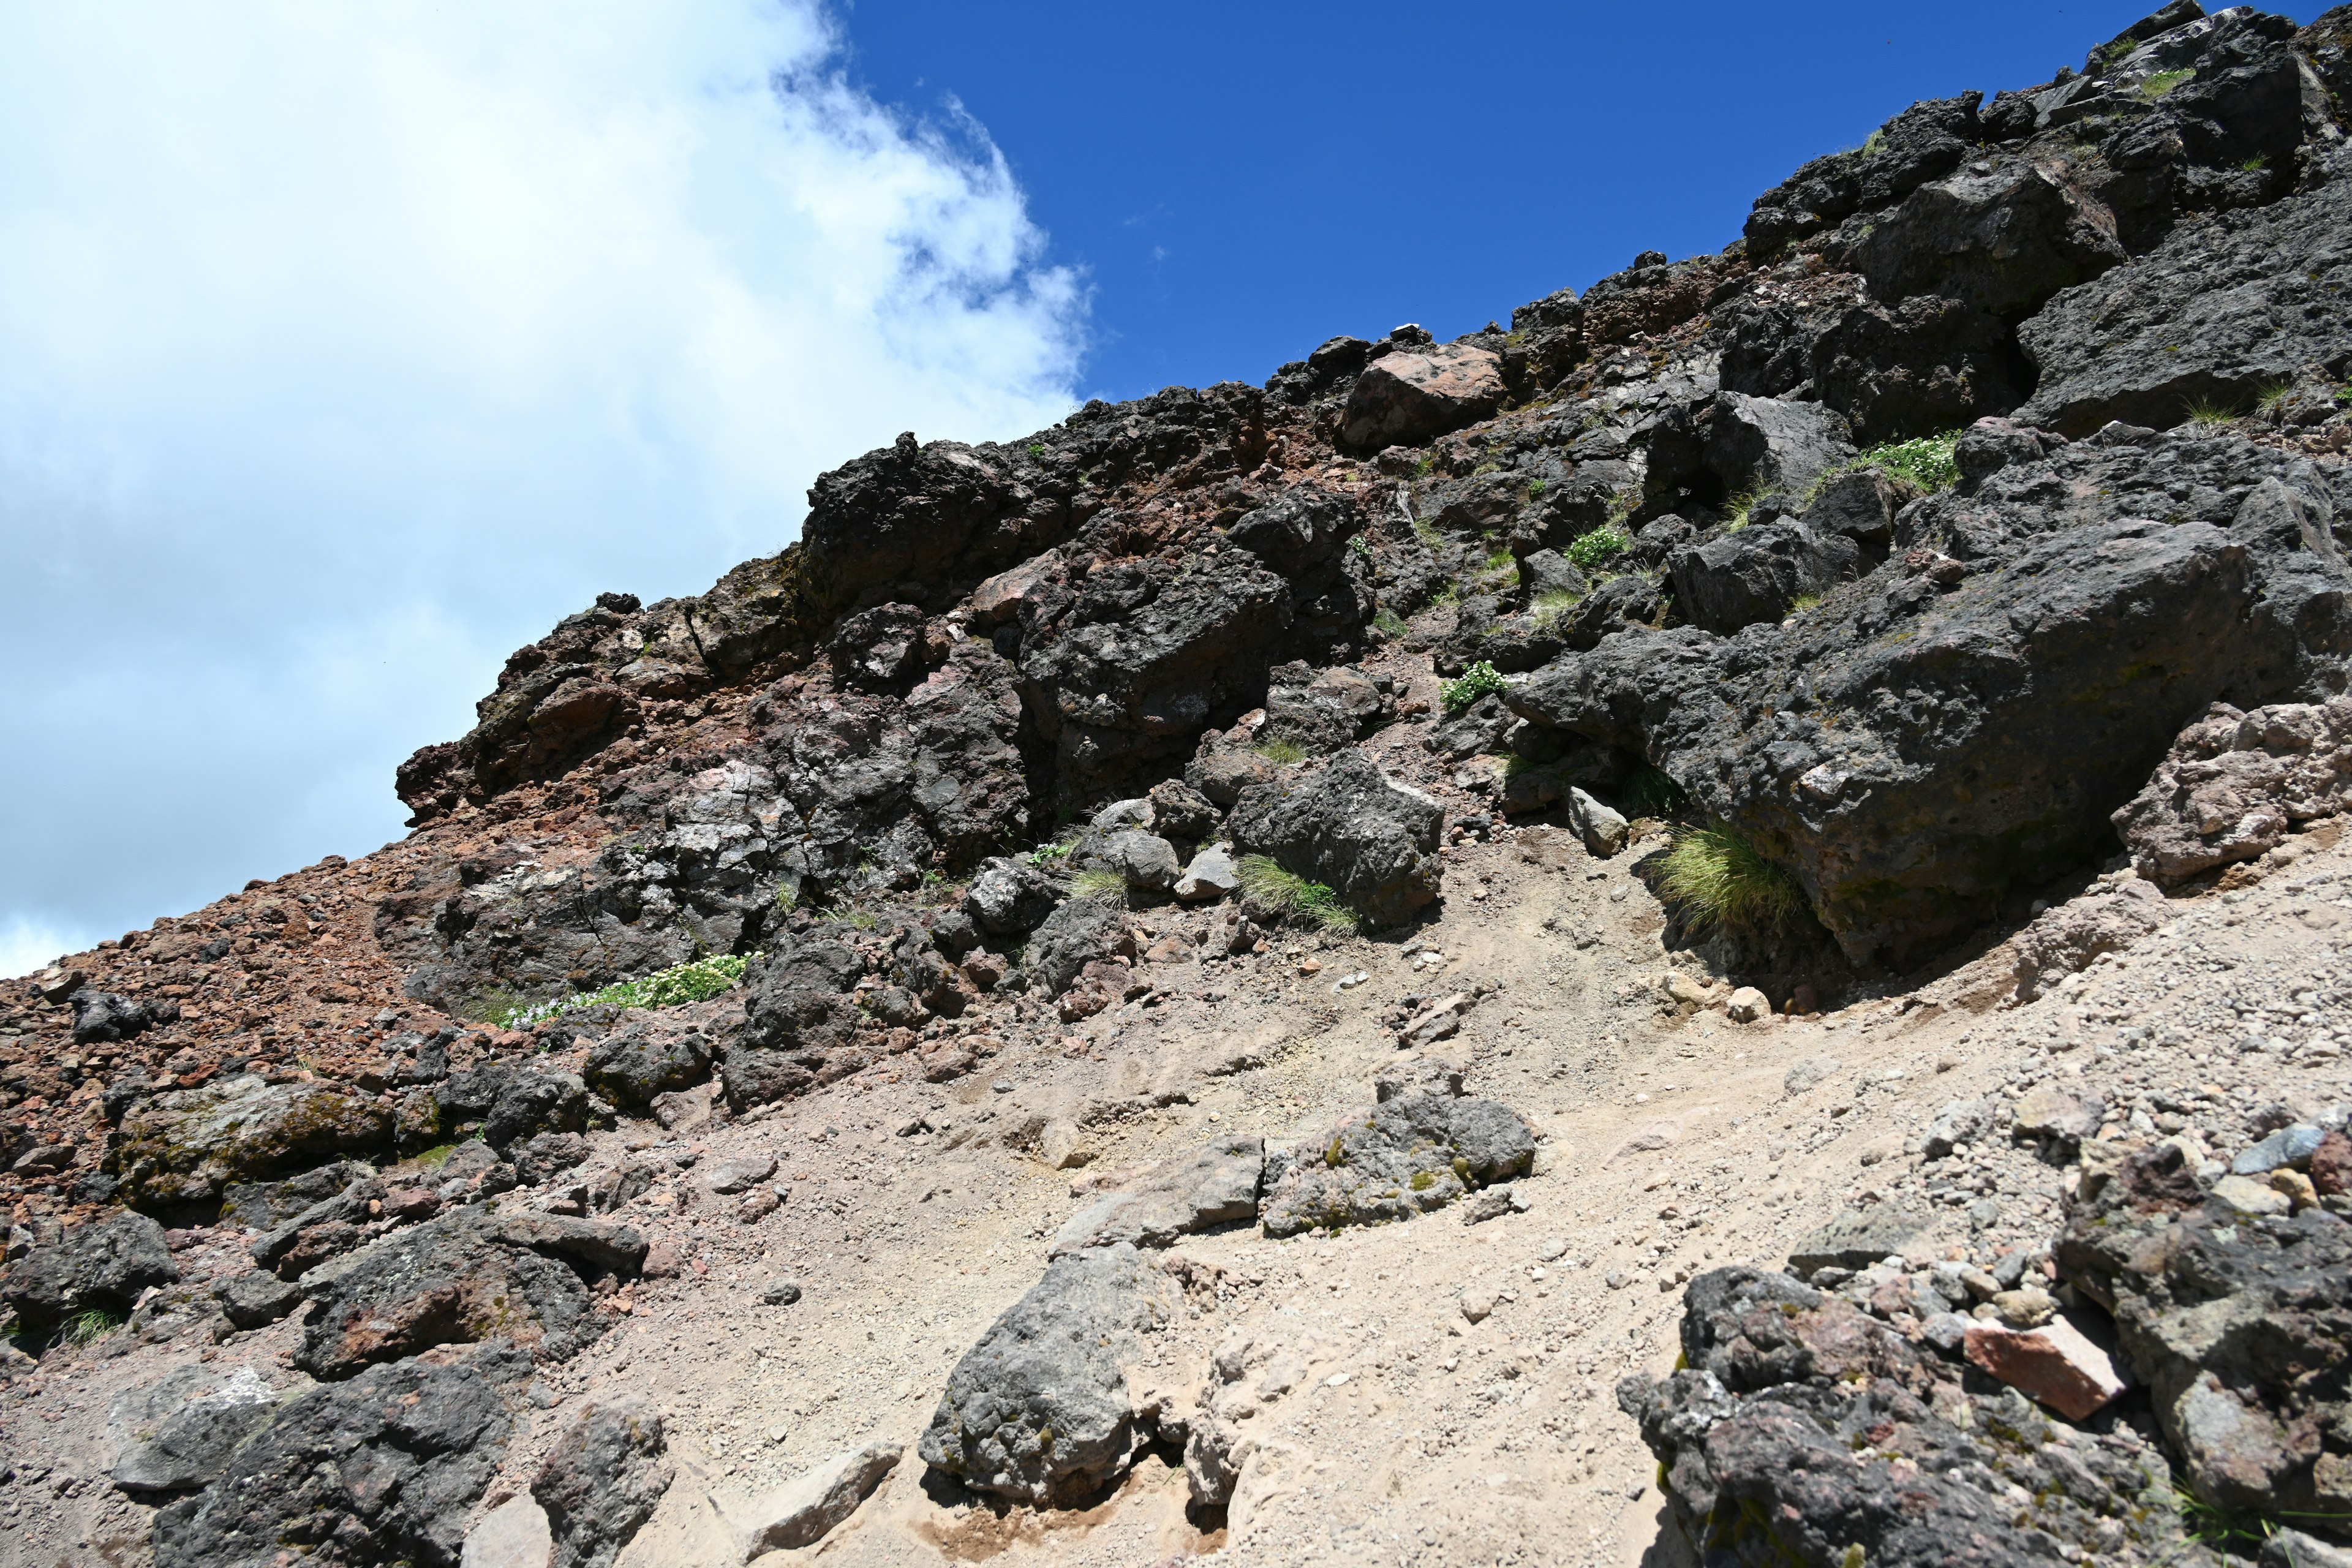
[7,660,2350,1568]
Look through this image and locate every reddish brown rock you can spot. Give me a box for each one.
[2311,1129,2352,1197]
[1965,1318,2129,1421]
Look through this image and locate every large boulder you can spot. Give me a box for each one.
[963,857,1064,937]
[723,940,865,1110]
[153,1346,524,1568]
[1853,157,2127,318]
[293,1211,637,1380]
[918,1243,1180,1504]
[582,1026,712,1111]
[1668,522,1860,635]
[1622,1266,2206,1568]
[1259,1093,1534,1238]
[1702,391,1855,502]
[113,1076,393,1212]
[1050,1136,1266,1256]
[533,1396,670,1568]
[2058,1142,2352,1523]
[1228,748,1446,925]
[1513,426,2352,966]
[2,1210,178,1338]
[1022,897,1139,997]
[1340,344,1506,451]
[108,1365,280,1495]
[2018,145,2352,436]
[2113,695,2352,884]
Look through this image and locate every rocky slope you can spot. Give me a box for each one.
[9,6,2352,1566]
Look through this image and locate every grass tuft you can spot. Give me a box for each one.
[1371,607,1410,639]
[1412,515,1444,551]
[1235,854,1360,933]
[1068,868,1127,903]
[1529,588,1585,634]
[1566,524,1632,572]
[1722,491,1758,533]
[1441,660,1509,715]
[2138,67,2195,99]
[1253,736,1310,765]
[2258,382,2294,415]
[1657,824,1807,935]
[2183,395,2241,428]
[61,1307,124,1348]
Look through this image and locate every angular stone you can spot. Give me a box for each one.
[703,1154,778,1194]
[1963,1318,2128,1420]
[2010,1084,2103,1148]
[1564,787,1629,858]
[1173,844,1241,902]
[533,1395,669,1568]
[2232,1123,2326,1176]
[723,1439,901,1555]
[1259,1094,1534,1238]
[2211,1173,2293,1216]
[1340,344,1505,451]
[108,1365,279,1494]
[1,1210,178,1337]
[1786,1207,1925,1279]
[1050,1136,1265,1256]
[1229,748,1445,925]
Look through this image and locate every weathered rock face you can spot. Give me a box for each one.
[113,1076,393,1213]
[1228,748,1445,924]
[1258,1092,1534,1237]
[2,1210,178,1337]
[1623,1266,2206,1568]
[582,1024,712,1110]
[153,1346,525,1568]
[2011,874,2172,1000]
[919,1243,1181,1504]
[293,1210,637,1380]
[1021,897,1139,998]
[2114,695,2352,884]
[2057,1142,2352,1525]
[533,1396,671,1568]
[1340,344,1506,451]
[2019,145,2352,436]
[1669,522,1860,635]
[722,939,867,1109]
[1513,425,2352,965]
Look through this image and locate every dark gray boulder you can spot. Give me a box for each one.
[153,1346,524,1568]
[108,1365,279,1494]
[1855,158,2128,318]
[1796,467,1912,557]
[583,1025,711,1111]
[1228,748,1445,925]
[2018,145,2352,436]
[2,1210,178,1337]
[918,1243,1180,1504]
[963,856,1064,937]
[1259,1093,1535,1238]
[1702,391,1855,502]
[293,1212,629,1380]
[1623,1266,2205,1568]
[1022,898,1138,997]
[723,939,866,1109]
[1668,522,1860,634]
[533,1396,671,1568]
[214,1269,304,1330]
[70,990,164,1045]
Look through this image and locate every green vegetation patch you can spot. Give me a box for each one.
[1566,523,1632,572]
[1441,660,1508,715]
[498,951,756,1030]
[1657,824,1809,935]
[1236,854,1360,933]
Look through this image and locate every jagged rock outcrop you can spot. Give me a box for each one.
[2114,694,2352,883]
[1512,423,2352,965]
[1621,1267,2209,1568]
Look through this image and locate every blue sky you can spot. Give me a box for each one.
[0,1,2325,973]
[841,0,2322,401]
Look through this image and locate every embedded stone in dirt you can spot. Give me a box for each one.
[1049,1135,1267,1256]
[725,1439,902,1555]
[533,1395,670,1568]
[1258,1093,1534,1238]
[919,1242,1180,1505]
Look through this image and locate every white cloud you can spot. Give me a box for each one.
[0,917,96,983]
[0,1,1085,943]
